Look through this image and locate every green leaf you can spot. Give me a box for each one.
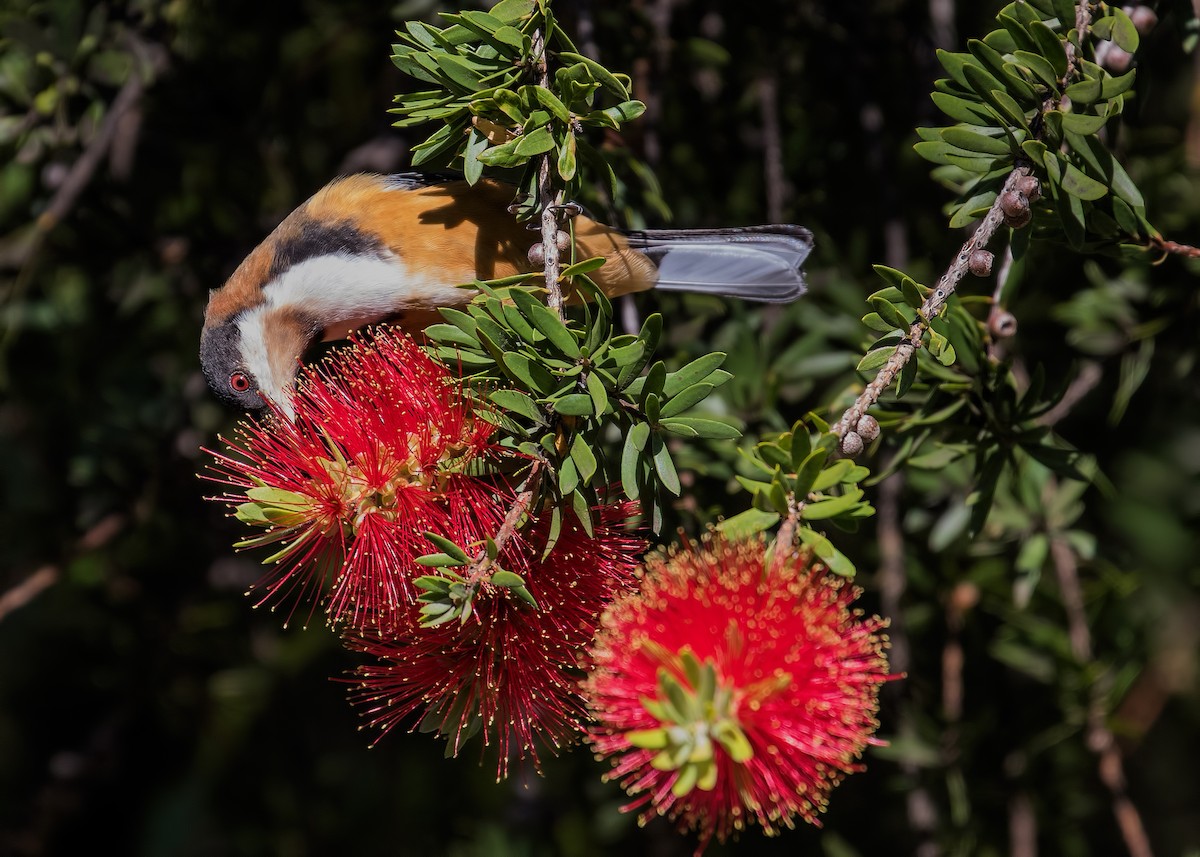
[570,433,598,483]
[554,394,594,416]
[658,417,740,440]
[1060,112,1107,135]
[1060,161,1108,200]
[514,125,555,156]
[1028,20,1067,78]
[717,508,780,539]
[869,297,910,329]
[942,127,1013,156]
[622,421,650,500]
[930,92,994,125]
[585,371,608,415]
[663,352,725,397]
[526,302,580,358]
[423,532,471,563]
[434,53,485,91]
[1107,7,1140,53]
[651,433,681,495]
[1064,77,1103,104]
[963,64,1030,130]
[557,129,577,180]
[659,382,714,418]
[802,490,865,521]
[489,389,545,423]
[532,86,571,122]
[857,345,897,372]
[1011,50,1061,88]
[462,126,488,185]
[486,569,524,590]
[476,137,526,168]
[557,51,630,98]
[793,448,830,498]
[1101,69,1136,100]
[559,256,606,278]
[798,528,857,577]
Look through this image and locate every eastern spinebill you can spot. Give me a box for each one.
[200,172,813,416]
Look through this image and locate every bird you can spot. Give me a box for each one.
[200,172,813,415]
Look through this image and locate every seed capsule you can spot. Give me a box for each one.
[999,189,1031,228]
[968,249,994,277]
[527,242,545,266]
[1015,174,1041,203]
[989,310,1018,339]
[855,415,880,442]
[840,431,864,458]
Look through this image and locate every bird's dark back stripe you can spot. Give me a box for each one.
[267,219,386,281]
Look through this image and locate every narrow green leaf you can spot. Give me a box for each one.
[570,433,598,483]
[1108,8,1140,53]
[557,51,630,98]
[424,533,470,563]
[1060,161,1108,200]
[586,371,608,415]
[869,297,910,329]
[717,508,781,538]
[660,382,714,418]
[554,394,594,416]
[532,85,571,122]
[930,92,994,125]
[663,353,726,397]
[798,528,857,577]
[794,448,830,498]
[489,389,545,423]
[857,345,897,373]
[462,127,488,185]
[622,421,650,500]
[943,127,1014,156]
[510,126,552,158]
[559,256,606,278]
[557,129,577,180]
[1060,112,1107,135]
[802,490,865,521]
[527,301,581,358]
[652,433,681,495]
[658,417,741,440]
[1028,20,1068,78]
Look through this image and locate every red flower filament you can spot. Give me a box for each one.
[348,503,645,779]
[583,534,892,850]
[206,328,511,629]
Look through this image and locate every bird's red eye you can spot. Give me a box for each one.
[229,372,251,392]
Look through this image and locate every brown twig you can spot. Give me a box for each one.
[0,566,59,623]
[1063,2,1093,82]
[1009,790,1038,857]
[0,512,126,624]
[1147,235,1200,259]
[1036,361,1102,427]
[464,464,544,591]
[532,29,566,317]
[1,34,167,372]
[1049,534,1155,857]
[771,493,802,574]
[835,166,1032,438]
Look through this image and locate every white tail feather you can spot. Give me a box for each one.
[625,226,813,303]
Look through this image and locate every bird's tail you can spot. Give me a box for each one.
[622,225,814,303]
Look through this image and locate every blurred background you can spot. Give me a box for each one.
[1,1,1198,855]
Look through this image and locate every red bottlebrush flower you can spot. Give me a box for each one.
[583,534,891,851]
[206,328,513,629]
[348,503,644,779]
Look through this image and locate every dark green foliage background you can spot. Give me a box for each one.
[1,1,1197,855]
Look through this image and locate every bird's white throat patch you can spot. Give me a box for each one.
[236,251,470,416]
